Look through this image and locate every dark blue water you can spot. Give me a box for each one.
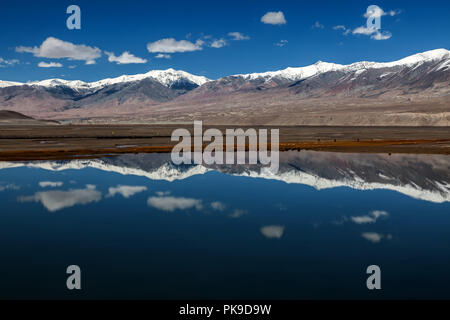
[0,152,449,299]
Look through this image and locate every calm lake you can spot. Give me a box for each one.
[0,151,449,299]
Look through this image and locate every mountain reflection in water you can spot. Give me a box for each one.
[0,151,449,299]
[2,151,448,203]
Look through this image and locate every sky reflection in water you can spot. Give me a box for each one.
[0,151,449,299]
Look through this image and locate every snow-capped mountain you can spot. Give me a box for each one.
[0,80,23,88]
[225,49,450,83]
[182,48,450,102]
[234,61,345,82]
[0,49,448,124]
[0,68,212,117]
[350,48,450,70]
[2,49,447,90]
[88,68,210,89]
[0,68,210,91]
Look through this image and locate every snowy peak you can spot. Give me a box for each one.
[343,48,450,71]
[89,68,210,89]
[0,80,23,88]
[29,79,94,91]
[1,68,211,91]
[145,68,210,86]
[235,61,344,82]
[390,48,450,66]
[231,49,450,82]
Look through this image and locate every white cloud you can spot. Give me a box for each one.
[148,35,241,53]
[0,57,19,67]
[18,185,101,212]
[229,209,247,218]
[108,185,147,198]
[312,21,324,29]
[0,183,19,191]
[275,39,288,47]
[155,53,171,59]
[361,232,383,243]
[210,201,226,211]
[16,37,101,65]
[260,225,285,239]
[371,31,392,40]
[147,196,203,212]
[351,210,389,224]
[39,181,63,188]
[352,26,377,35]
[387,9,402,16]
[147,38,202,53]
[361,232,392,243]
[371,210,389,219]
[333,25,346,31]
[155,191,171,196]
[351,6,398,41]
[228,32,250,41]
[38,61,63,68]
[195,39,205,46]
[211,39,227,48]
[351,215,377,224]
[364,6,385,19]
[364,7,401,19]
[352,27,392,40]
[333,25,351,36]
[104,51,147,64]
[261,11,286,25]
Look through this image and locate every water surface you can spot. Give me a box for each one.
[0,151,449,299]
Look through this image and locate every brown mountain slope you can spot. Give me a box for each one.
[0,49,449,125]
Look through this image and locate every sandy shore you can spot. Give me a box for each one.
[0,124,449,160]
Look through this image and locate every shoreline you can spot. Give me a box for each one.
[0,124,449,161]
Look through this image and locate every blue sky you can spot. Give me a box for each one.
[0,0,449,82]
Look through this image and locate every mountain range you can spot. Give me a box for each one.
[0,49,449,125]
